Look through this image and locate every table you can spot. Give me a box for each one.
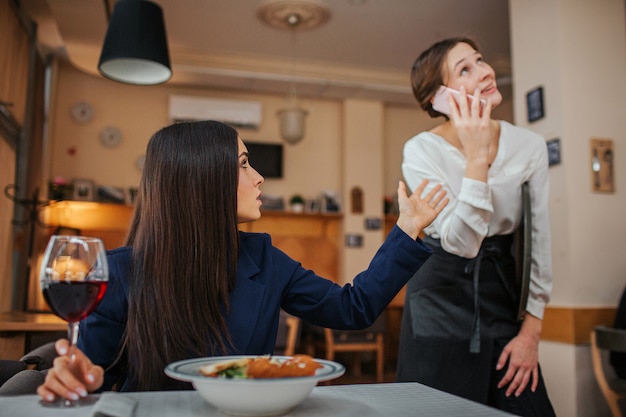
[0,383,518,416]
[0,312,66,360]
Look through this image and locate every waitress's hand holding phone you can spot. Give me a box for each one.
[432,85,488,117]
[434,85,494,180]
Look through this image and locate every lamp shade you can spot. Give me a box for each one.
[98,0,172,85]
[278,107,308,144]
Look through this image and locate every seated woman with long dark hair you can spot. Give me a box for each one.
[37,120,448,401]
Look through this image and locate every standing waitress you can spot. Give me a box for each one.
[396,37,555,417]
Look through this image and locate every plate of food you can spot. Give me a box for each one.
[165,355,345,416]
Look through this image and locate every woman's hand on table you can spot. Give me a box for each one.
[37,339,104,402]
[396,179,448,240]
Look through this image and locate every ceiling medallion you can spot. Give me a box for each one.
[257,0,331,31]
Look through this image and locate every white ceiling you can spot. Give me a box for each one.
[20,0,511,105]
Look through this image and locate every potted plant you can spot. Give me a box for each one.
[289,194,305,213]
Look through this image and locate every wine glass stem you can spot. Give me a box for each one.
[68,321,79,349]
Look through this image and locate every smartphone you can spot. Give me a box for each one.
[432,85,486,116]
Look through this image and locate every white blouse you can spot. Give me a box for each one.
[402,120,552,319]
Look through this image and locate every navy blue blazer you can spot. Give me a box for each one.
[78,226,432,391]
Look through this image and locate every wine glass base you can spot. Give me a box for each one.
[39,395,100,408]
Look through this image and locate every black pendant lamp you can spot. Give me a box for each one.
[98,0,172,85]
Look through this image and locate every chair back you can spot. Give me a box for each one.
[596,326,626,353]
[591,325,626,417]
[274,310,301,356]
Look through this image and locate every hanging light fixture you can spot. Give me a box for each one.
[257,0,330,144]
[277,100,308,144]
[98,0,172,85]
[277,41,309,144]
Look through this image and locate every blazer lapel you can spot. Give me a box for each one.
[226,248,266,353]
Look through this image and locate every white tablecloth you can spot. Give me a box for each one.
[0,382,518,416]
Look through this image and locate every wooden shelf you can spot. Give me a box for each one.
[240,210,342,283]
[0,311,66,359]
[32,203,344,310]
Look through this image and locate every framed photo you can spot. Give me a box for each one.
[546,138,561,166]
[72,179,95,201]
[321,191,341,213]
[345,234,363,248]
[304,198,321,213]
[526,86,545,123]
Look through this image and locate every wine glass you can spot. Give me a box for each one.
[39,235,109,407]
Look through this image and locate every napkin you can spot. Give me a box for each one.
[90,392,137,417]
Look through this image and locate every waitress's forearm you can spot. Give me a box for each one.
[519,313,542,342]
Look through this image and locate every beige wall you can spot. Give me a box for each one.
[383,104,435,198]
[49,62,345,204]
[341,99,384,282]
[510,0,626,416]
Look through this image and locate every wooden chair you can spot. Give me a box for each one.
[274,311,301,357]
[323,326,385,383]
[305,313,386,383]
[591,325,626,417]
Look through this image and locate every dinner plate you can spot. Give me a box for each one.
[165,355,344,383]
[165,355,345,416]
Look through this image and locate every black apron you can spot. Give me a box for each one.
[396,233,522,402]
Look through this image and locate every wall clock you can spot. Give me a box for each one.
[70,101,94,123]
[99,126,122,148]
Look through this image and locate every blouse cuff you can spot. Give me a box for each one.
[525,297,546,320]
[458,177,493,212]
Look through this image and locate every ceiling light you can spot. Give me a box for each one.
[98,0,172,85]
[257,0,331,31]
[257,0,331,144]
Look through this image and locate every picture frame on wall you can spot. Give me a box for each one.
[546,138,561,166]
[526,86,545,123]
[72,179,95,201]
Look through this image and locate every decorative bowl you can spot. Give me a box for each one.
[165,355,345,416]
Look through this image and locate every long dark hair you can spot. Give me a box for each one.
[410,37,480,118]
[122,120,240,390]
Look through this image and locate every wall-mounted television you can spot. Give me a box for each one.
[245,142,283,179]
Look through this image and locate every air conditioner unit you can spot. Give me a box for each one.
[168,95,262,129]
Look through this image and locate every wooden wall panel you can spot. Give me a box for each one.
[0,0,30,125]
[542,306,617,344]
[0,140,16,312]
[0,0,31,312]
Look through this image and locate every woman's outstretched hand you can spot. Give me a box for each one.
[396,179,448,240]
[37,339,104,403]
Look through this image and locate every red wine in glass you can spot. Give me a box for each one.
[39,235,109,407]
[43,281,108,323]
